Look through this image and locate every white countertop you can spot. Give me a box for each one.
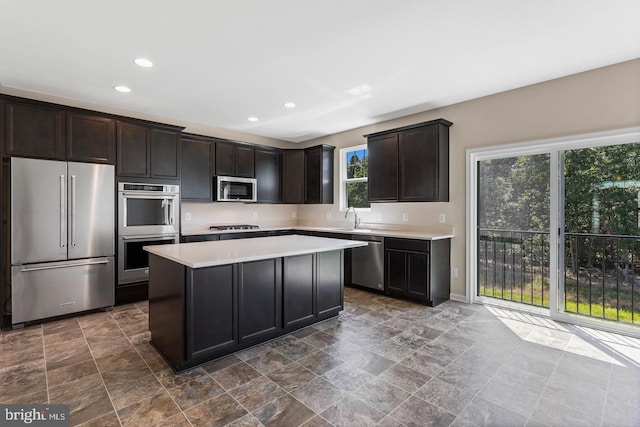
[182,226,453,241]
[145,235,367,269]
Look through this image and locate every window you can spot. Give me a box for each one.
[340,144,369,210]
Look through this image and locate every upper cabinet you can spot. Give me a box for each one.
[116,119,182,179]
[281,149,305,204]
[67,112,115,164]
[366,119,452,203]
[181,133,215,202]
[1,95,115,164]
[255,147,280,204]
[215,141,254,178]
[304,145,334,204]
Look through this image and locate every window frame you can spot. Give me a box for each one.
[339,144,370,212]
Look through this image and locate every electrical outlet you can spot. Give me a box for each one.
[185,212,192,221]
[439,213,446,223]
[377,213,383,221]
[291,211,297,219]
[326,212,332,219]
[252,211,258,220]
[451,267,459,278]
[402,213,409,222]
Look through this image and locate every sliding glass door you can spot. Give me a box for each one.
[469,128,640,334]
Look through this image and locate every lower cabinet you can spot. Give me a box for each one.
[149,250,345,372]
[186,265,237,361]
[238,259,282,343]
[283,254,315,329]
[385,238,450,307]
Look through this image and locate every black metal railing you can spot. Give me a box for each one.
[478,229,550,308]
[564,233,640,325]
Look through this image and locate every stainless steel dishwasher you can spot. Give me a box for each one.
[351,235,385,291]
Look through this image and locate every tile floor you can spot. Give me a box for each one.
[1,287,640,426]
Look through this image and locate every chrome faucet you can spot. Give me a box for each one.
[345,207,360,229]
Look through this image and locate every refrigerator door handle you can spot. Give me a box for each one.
[20,258,110,272]
[60,174,66,248]
[71,174,77,246]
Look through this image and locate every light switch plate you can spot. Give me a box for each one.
[185,212,192,221]
[439,213,446,223]
[326,212,332,219]
[291,211,297,219]
[377,213,383,221]
[402,213,409,222]
[252,211,258,220]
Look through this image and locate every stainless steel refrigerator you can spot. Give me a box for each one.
[10,157,115,325]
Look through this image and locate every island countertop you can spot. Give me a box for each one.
[144,235,367,269]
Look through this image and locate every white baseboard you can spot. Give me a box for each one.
[449,293,468,303]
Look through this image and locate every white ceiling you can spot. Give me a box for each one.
[1,0,639,142]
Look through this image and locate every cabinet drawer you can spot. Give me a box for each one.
[385,238,429,253]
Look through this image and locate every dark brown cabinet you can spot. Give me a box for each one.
[117,119,182,179]
[366,119,451,203]
[368,134,399,201]
[255,147,280,203]
[385,237,451,306]
[283,254,315,329]
[2,95,115,164]
[181,134,214,202]
[282,149,305,204]
[215,141,254,178]
[304,145,334,204]
[67,112,115,164]
[186,264,237,361]
[238,259,282,343]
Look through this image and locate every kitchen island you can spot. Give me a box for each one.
[145,235,367,372]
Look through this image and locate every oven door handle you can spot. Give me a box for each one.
[121,193,179,199]
[121,235,177,241]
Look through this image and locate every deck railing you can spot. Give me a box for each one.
[564,233,640,325]
[478,229,550,308]
[478,228,640,325]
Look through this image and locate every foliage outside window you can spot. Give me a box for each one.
[341,145,369,209]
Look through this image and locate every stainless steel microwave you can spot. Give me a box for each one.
[215,176,257,202]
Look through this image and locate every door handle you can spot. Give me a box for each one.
[20,259,110,272]
[60,175,66,248]
[71,175,76,246]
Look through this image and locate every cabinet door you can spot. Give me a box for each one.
[181,136,214,202]
[235,145,255,178]
[406,252,429,300]
[66,112,115,164]
[317,251,343,317]
[238,259,282,342]
[117,121,149,177]
[386,250,406,296]
[283,254,315,328]
[150,128,180,179]
[215,141,235,176]
[186,265,237,360]
[368,134,398,201]
[255,148,280,203]
[282,150,304,204]
[398,126,438,202]
[304,146,322,204]
[3,99,65,159]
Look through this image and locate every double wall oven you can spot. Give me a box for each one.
[118,182,179,284]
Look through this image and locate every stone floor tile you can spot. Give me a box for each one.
[118,390,180,427]
[245,349,292,374]
[267,361,318,391]
[389,395,456,427]
[291,377,347,413]
[352,377,411,414]
[228,375,286,411]
[201,354,242,374]
[184,392,247,427]
[252,394,316,426]
[322,363,374,392]
[477,377,541,418]
[379,363,432,393]
[321,394,386,426]
[210,361,262,390]
[107,373,165,410]
[415,378,475,415]
[457,396,527,427]
[47,359,99,388]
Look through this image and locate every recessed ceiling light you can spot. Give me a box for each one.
[114,85,131,93]
[284,102,296,109]
[248,117,259,122]
[134,58,153,68]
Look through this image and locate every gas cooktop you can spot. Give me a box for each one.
[209,225,260,231]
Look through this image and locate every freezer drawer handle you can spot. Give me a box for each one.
[121,235,176,241]
[20,259,110,272]
[71,175,76,246]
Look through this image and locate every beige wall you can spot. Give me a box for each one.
[297,58,640,298]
